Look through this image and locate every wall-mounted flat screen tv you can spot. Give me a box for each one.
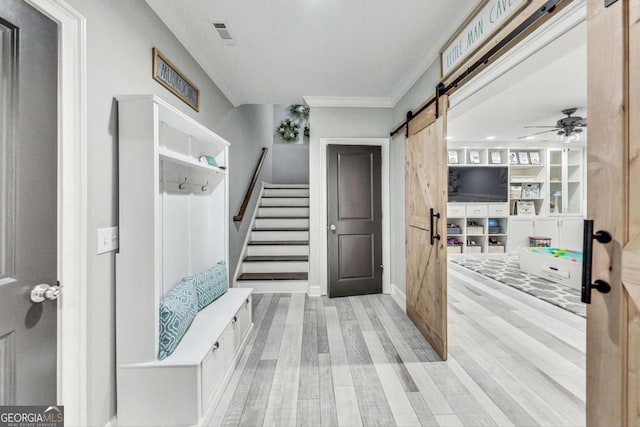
[448,166,508,203]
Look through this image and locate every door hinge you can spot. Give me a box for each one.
[380,264,384,271]
[605,0,619,7]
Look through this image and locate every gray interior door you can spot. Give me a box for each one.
[327,144,382,297]
[0,0,58,405]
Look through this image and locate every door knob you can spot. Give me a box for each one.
[30,284,61,303]
[329,224,336,232]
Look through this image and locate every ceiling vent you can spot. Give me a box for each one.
[212,21,236,46]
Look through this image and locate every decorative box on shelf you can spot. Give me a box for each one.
[467,246,482,254]
[447,245,463,254]
[466,219,484,234]
[488,245,505,253]
[447,224,462,235]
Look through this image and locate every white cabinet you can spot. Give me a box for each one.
[466,204,488,217]
[507,219,533,251]
[447,203,509,253]
[548,148,584,216]
[531,218,558,242]
[116,95,252,427]
[488,203,509,217]
[447,204,466,218]
[558,217,584,250]
[506,217,584,251]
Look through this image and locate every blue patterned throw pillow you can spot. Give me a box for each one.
[195,260,229,310]
[158,277,198,360]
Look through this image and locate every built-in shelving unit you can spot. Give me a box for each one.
[447,144,585,253]
[116,95,252,427]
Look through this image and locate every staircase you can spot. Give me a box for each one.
[236,184,309,293]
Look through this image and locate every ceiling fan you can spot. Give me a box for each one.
[518,108,587,141]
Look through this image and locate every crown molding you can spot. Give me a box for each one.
[303,96,394,109]
[389,51,441,107]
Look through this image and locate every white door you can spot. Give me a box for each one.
[0,0,58,404]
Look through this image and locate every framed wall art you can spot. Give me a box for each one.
[152,48,200,111]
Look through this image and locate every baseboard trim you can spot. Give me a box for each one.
[308,285,321,297]
[104,416,117,427]
[391,283,406,314]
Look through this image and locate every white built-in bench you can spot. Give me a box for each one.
[118,288,253,427]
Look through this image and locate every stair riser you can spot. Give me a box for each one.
[261,197,309,207]
[258,207,309,217]
[241,261,309,273]
[263,189,309,197]
[247,245,309,256]
[254,218,309,229]
[251,231,309,241]
[234,280,308,293]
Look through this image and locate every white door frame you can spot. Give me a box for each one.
[318,138,391,297]
[23,0,87,425]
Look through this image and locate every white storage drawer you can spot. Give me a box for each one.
[488,204,509,217]
[466,204,488,217]
[236,296,252,347]
[200,340,224,415]
[447,204,466,218]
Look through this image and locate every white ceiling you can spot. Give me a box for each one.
[145,0,480,106]
[447,21,587,142]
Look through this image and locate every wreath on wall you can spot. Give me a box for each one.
[276,118,300,142]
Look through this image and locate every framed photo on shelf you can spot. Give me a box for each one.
[518,152,530,165]
[468,150,481,164]
[516,200,536,216]
[521,183,540,198]
[529,152,541,165]
[509,151,519,164]
[490,151,502,164]
[448,150,459,164]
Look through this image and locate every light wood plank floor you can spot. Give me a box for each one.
[211,263,585,427]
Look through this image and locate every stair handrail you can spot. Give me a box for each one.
[233,147,269,222]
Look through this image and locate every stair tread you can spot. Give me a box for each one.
[248,240,309,246]
[260,206,310,208]
[256,217,309,220]
[261,196,310,198]
[253,228,309,232]
[244,255,309,262]
[264,186,309,189]
[237,272,309,281]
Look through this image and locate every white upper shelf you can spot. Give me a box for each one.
[159,149,226,175]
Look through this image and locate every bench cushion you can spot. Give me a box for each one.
[195,260,228,311]
[158,277,198,360]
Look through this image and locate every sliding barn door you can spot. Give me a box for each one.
[586,0,640,425]
[405,97,448,360]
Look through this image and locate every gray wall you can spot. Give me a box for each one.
[390,60,441,294]
[272,104,310,184]
[63,1,272,425]
[272,143,309,184]
[308,107,392,294]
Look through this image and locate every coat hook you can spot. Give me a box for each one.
[201,180,209,192]
[179,177,188,190]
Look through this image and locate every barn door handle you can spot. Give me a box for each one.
[430,208,441,245]
[581,219,612,304]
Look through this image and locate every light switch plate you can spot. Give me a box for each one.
[97,226,119,255]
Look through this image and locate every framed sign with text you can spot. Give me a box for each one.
[440,0,530,78]
[152,48,200,111]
